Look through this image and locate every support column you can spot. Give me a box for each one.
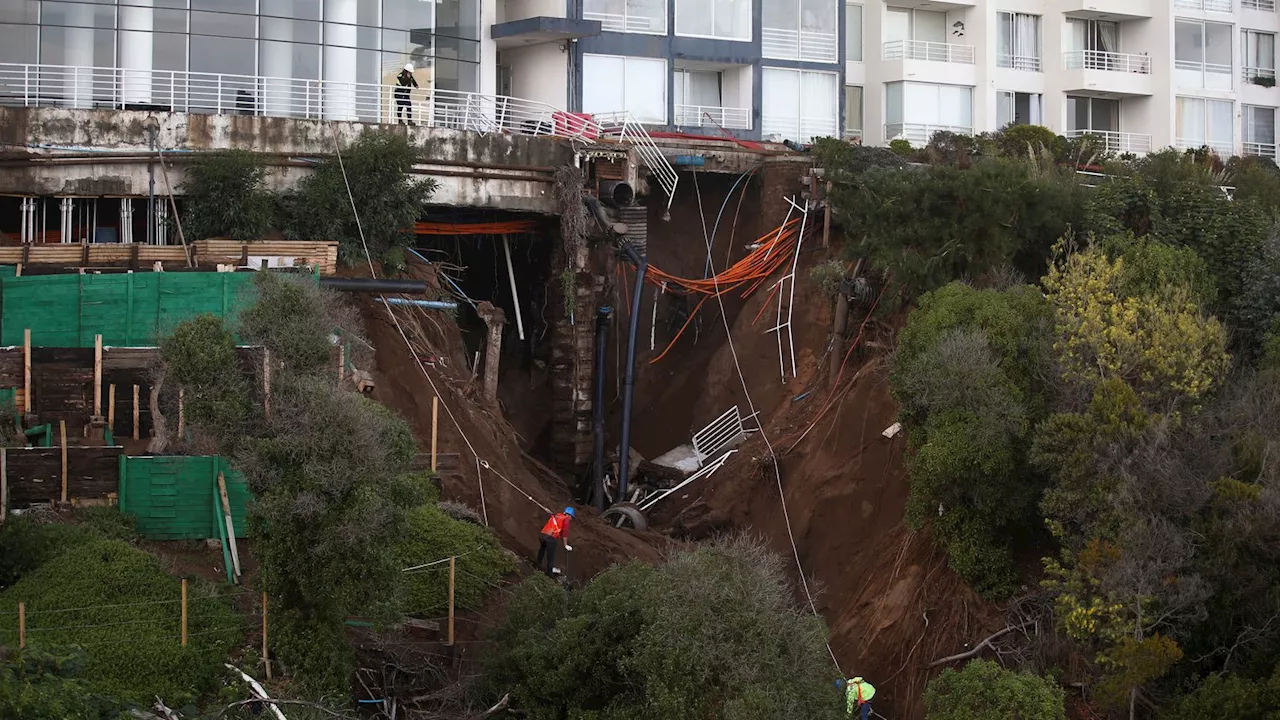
[120,0,155,106]
[476,302,506,405]
[323,0,359,121]
[262,0,294,116]
[59,197,73,244]
[120,198,134,244]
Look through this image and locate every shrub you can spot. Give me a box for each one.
[0,648,130,720]
[0,539,242,706]
[397,504,514,616]
[925,659,1065,720]
[180,150,276,242]
[993,125,1062,159]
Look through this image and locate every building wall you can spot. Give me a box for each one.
[503,43,572,108]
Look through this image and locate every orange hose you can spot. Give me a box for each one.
[415,220,538,235]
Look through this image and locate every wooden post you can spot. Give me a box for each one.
[93,334,103,416]
[108,384,116,432]
[22,329,31,414]
[59,420,67,504]
[132,385,140,440]
[1,448,7,526]
[262,349,271,420]
[18,602,24,649]
[262,591,272,679]
[180,578,188,647]
[431,396,439,473]
[447,556,456,647]
[217,472,242,581]
[177,388,184,438]
[338,343,346,383]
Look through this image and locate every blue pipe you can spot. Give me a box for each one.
[378,297,458,311]
[406,247,478,309]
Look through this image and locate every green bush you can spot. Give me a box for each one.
[482,536,843,720]
[180,150,276,242]
[992,125,1062,160]
[925,659,1065,720]
[0,648,130,720]
[1163,665,1280,720]
[397,504,514,616]
[0,539,243,706]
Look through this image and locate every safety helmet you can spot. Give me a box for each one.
[835,678,845,690]
[403,63,414,73]
[564,506,576,518]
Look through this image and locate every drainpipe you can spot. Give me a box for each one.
[376,297,458,311]
[592,305,613,511]
[617,242,647,502]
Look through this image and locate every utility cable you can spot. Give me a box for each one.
[690,169,842,673]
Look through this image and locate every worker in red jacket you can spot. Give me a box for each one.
[536,506,575,576]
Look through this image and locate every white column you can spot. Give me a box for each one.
[60,197,74,244]
[324,0,359,120]
[120,0,155,106]
[120,199,134,244]
[65,4,96,108]
[262,0,295,117]
[155,202,168,246]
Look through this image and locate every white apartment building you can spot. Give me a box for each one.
[846,0,1280,158]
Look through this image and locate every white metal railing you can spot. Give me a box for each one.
[1243,0,1275,9]
[1176,0,1233,10]
[583,10,666,34]
[1064,129,1152,154]
[691,406,749,466]
[762,115,840,143]
[674,104,751,130]
[0,62,603,140]
[1064,50,1152,74]
[883,40,976,64]
[593,110,679,208]
[1176,137,1235,155]
[1175,60,1234,88]
[998,54,1043,71]
[1244,140,1278,158]
[1244,66,1278,83]
[885,123,973,145]
[762,28,838,63]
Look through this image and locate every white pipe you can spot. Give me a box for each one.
[786,200,809,379]
[502,236,525,341]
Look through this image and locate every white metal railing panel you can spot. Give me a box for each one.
[1063,50,1152,74]
[885,123,973,145]
[583,9,665,34]
[762,115,838,143]
[691,406,748,465]
[593,110,679,207]
[1063,129,1152,154]
[998,54,1042,71]
[1243,0,1275,9]
[762,28,838,62]
[1243,66,1278,82]
[674,104,751,130]
[0,62,603,140]
[883,40,975,64]
[637,449,736,512]
[1177,137,1235,155]
[1244,141,1278,158]
[1176,0,1233,9]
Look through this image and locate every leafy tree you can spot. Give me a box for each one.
[482,536,843,720]
[924,659,1065,720]
[180,150,276,241]
[1164,665,1280,720]
[284,130,437,268]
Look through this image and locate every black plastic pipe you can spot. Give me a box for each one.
[592,305,613,511]
[319,278,426,294]
[617,243,647,503]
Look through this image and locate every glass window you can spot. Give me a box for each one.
[1067,95,1119,132]
[190,34,255,75]
[846,4,862,62]
[997,12,1041,71]
[676,0,750,41]
[436,34,480,64]
[0,23,38,64]
[41,2,116,29]
[120,6,187,33]
[260,41,321,79]
[436,0,480,41]
[675,70,722,106]
[582,54,666,124]
[884,81,973,142]
[192,0,254,13]
[119,29,188,71]
[1243,30,1277,84]
[997,91,1043,127]
[262,17,322,43]
[262,0,321,20]
[0,1,39,24]
[762,67,839,142]
[584,0,667,34]
[766,0,838,61]
[1243,106,1276,155]
[41,25,115,67]
[191,10,256,38]
[1176,20,1234,90]
[384,0,435,31]
[1177,96,1234,151]
[845,85,863,135]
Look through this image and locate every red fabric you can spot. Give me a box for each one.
[540,513,571,539]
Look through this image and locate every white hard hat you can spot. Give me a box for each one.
[404,63,414,72]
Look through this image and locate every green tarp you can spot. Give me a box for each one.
[119,455,252,541]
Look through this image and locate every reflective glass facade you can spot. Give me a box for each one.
[0,0,482,95]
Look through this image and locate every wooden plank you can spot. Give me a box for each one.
[1,448,7,524]
[108,384,116,432]
[133,385,140,440]
[23,329,31,414]
[93,334,102,417]
[217,472,242,581]
[59,421,67,504]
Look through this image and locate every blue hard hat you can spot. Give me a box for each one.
[835,678,845,690]
[564,506,576,517]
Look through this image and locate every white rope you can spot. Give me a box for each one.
[690,169,842,672]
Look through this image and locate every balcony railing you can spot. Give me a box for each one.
[885,123,973,145]
[1175,61,1234,90]
[883,40,976,64]
[675,104,751,130]
[762,28,838,63]
[1244,140,1278,158]
[762,115,840,143]
[1243,66,1278,84]
[583,10,666,34]
[1064,50,1152,74]
[1176,137,1235,155]
[1064,129,1152,154]
[1243,0,1275,9]
[1175,0,1233,11]
[998,54,1043,71]
[0,62,603,140]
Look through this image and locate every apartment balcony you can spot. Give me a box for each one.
[1062,51,1155,97]
[1061,1,1152,20]
[675,104,751,130]
[763,28,839,64]
[1064,130,1152,155]
[883,40,975,64]
[885,123,972,146]
[1242,0,1276,9]
[1244,141,1278,158]
[1175,0,1233,12]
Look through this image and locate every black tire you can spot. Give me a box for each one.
[601,502,648,531]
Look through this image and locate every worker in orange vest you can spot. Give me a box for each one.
[535,506,575,576]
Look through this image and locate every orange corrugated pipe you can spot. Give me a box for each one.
[414,220,538,235]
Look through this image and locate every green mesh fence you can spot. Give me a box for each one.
[118,455,252,541]
[1,272,261,347]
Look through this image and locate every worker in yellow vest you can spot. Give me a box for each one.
[837,676,875,719]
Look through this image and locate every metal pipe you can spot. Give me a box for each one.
[592,305,613,511]
[319,277,426,294]
[376,297,458,311]
[502,236,525,341]
[617,242,647,503]
[599,180,635,207]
